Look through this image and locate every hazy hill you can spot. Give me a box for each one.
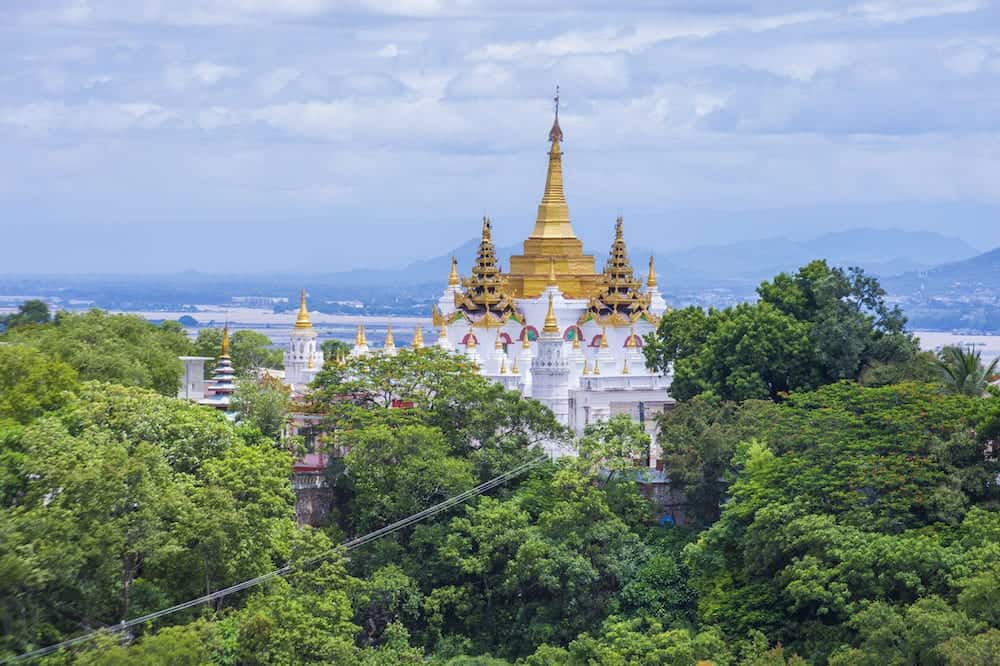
[329,227,977,289]
[885,247,1000,295]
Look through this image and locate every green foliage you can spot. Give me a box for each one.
[579,414,651,483]
[320,338,350,361]
[0,345,78,425]
[645,261,917,401]
[230,377,290,440]
[680,382,1000,660]
[0,383,298,659]
[3,309,192,395]
[935,345,999,397]
[1,299,51,330]
[193,328,283,374]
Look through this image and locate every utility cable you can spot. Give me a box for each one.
[2,453,549,664]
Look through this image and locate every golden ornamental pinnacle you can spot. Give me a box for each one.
[622,357,630,375]
[572,333,581,349]
[499,357,507,374]
[593,358,601,375]
[412,325,424,349]
[600,325,609,349]
[384,324,395,349]
[647,255,658,289]
[582,359,590,375]
[522,332,531,349]
[543,292,560,334]
[355,324,368,347]
[221,321,230,357]
[467,333,477,348]
[626,325,637,348]
[438,323,448,341]
[295,288,313,329]
[512,358,519,374]
[495,331,504,349]
[448,256,459,287]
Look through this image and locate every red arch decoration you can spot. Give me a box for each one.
[623,334,644,348]
[589,333,605,348]
[520,326,539,342]
[563,325,583,341]
[498,332,514,345]
[461,333,479,346]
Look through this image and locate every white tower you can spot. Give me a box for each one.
[284,288,324,392]
[530,293,570,423]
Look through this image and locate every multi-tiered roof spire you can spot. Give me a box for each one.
[454,216,522,327]
[580,216,655,327]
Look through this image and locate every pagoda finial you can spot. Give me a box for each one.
[531,88,575,241]
[522,331,531,349]
[355,324,367,347]
[647,255,658,289]
[593,358,601,375]
[543,292,559,334]
[221,321,230,358]
[495,331,504,350]
[626,325,637,348]
[481,215,491,241]
[448,256,459,287]
[549,85,563,143]
[295,288,313,329]
[412,325,424,349]
[615,215,624,240]
[384,323,395,349]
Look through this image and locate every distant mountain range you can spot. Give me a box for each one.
[328,228,979,290]
[885,247,1000,296]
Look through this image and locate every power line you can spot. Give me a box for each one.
[3,454,549,664]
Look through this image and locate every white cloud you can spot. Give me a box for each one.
[377,43,400,58]
[165,61,241,91]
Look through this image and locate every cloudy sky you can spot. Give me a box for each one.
[3,0,1000,272]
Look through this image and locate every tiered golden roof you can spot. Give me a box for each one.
[580,216,656,327]
[450,216,523,328]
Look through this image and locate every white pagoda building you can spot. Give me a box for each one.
[350,99,674,461]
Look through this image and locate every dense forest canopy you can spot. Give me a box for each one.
[1,261,999,664]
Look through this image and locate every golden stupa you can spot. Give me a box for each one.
[506,88,600,299]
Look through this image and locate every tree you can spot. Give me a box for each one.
[644,261,918,402]
[935,345,998,397]
[0,345,78,425]
[0,300,50,330]
[3,309,192,396]
[231,377,291,441]
[194,328,283,374]
[578,414,651,483]
[321,339,350,363]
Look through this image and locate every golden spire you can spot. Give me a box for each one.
[572,333,580,350]
[600,325,609,349]
[412,325,424,349]
[647,255,658,289]
[622,357,630,375]
[548,257,557,286]
[512,357,519,374]
[221,321,230,358]
[522,331,531,349]
[294,288,312,329]
[593,358,600,375]
[384,324,395,349]
[448,256,459,287]
[529,86,576,240]
[543,292,560,334]
[582,359,590,375]
[355,324,367,347]
[500,357,507,374]
[626,325,637,348]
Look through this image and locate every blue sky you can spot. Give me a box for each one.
[2,0,1000,272]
